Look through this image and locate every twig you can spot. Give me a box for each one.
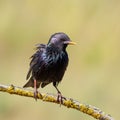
[0,84,114,120]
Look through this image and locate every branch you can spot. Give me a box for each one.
[0,84,114,120]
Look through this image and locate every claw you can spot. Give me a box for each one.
[57,92,66,106]
[34,89,38,101]
[53,82,66,105]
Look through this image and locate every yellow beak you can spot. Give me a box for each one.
[64,41,76,45]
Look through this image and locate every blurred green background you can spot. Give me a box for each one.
[0,0,120,120]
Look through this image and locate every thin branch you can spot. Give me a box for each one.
[0,84,114,120]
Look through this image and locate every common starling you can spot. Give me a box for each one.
[23,32,76,102]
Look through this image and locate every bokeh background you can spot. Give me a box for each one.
[0,0,120,120]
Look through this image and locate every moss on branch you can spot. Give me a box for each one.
[0,84,114,120]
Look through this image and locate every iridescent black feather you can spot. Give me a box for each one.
[23,32,75,100]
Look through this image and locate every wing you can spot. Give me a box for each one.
[26,44,46,80]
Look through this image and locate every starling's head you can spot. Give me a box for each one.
[48,32,76,50]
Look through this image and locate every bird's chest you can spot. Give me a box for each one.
[44,50,67,69]
[38,50,68,82]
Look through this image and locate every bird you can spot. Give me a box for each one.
[23,32,76,102]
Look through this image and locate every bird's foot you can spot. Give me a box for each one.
[34,89,38,101]
[57,92,66,106]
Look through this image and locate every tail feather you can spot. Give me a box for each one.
[26,68,32,80]
[23,79,34,88]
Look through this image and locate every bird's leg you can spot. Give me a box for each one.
[34,79,38,101]
[53,82,66,105]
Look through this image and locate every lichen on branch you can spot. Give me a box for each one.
[0,84,114,120]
